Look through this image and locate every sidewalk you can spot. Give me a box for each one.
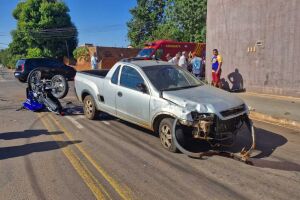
[234,92,300,129]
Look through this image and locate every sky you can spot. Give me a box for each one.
[0,0,137,49]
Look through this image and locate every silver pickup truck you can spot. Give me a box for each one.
[75,59,252,153]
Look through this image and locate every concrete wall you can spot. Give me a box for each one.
[206,0,300,97]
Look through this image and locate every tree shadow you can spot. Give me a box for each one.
[0,129,63,140]
[0,140,81,160]
[227,68,246,92]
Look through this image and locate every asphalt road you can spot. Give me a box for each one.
[0,67,300,200]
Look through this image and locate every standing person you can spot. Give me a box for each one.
[178,51,188,70]
[191,52,203,78]
[211,49,223,87]
[187,51,193,72]
[91,52,98,70]
[169,52,181,65]
[165,53,172,62]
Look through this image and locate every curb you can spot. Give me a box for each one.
[249,111,300,130]
[243,92,300,101]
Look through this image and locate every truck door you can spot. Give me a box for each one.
[101,65,121,115]
[116,65,150,127]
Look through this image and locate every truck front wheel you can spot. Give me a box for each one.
[83,95,98,120]
[159,118,186,153]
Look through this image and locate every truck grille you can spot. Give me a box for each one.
[216,116,242,133]
[220,104,246,118]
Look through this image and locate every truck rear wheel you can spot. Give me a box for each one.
[159,118,185,153]
[83,95,98,120]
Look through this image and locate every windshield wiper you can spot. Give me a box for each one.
[160,84,201,92]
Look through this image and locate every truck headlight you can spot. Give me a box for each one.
[191,112,214,121]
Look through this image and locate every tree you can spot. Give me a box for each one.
[0,49,10,66]
[9,0,78,60]
[127,0,207,45]
[27,48,43,58]
[127,0,166,47]
[73,46,90,62]
[168,0,207,42]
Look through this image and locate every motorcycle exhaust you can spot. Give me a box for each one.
[41,96,63,115]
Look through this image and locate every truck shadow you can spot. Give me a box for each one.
[184,126,300,171]
[110,119,300,172]
[63,104,116,122]
[0,129,81,160]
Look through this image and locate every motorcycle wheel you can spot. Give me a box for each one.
[51,74,69,99]
[27,69,42,92]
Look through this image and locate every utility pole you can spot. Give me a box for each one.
[65,40,70,59]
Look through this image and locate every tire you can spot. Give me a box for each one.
[159,118,186,153]
[83,95,99,120]
[27,69,42,92]
[51,74,69,99]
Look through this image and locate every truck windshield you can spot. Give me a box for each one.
[137,48,154,58]
[142,65,203,91]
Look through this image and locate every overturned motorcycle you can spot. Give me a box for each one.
[171,114,256,163]
[21,78,64,115]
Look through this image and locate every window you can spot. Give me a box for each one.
[137,48,154,58]
[45,59,64,68]
[155,48,163,59]
[142,65,203,91]
[120,66,144,91]
[111,65,120,84]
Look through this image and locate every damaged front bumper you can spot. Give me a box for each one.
[174,113,256,162]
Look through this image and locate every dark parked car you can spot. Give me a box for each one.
[14,58,76,82]
[14,58,77,99]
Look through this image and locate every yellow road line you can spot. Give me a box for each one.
[38,114,111,200]
[48,114,134,200]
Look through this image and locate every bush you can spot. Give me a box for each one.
[0,49,10,67]
[0,49,24,69]
[73,46,90,62]
[8,54,24,69]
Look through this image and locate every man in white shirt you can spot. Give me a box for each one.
[91,52,98,70]
[178,51,188,70]
[169,52,181,65]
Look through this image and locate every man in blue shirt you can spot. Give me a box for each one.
[191,52,203,78]
[211,49,223,87]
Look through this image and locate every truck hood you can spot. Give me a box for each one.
[162,85,245,113]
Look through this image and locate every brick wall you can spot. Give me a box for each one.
[75,46,140,71]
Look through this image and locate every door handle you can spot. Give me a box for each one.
[117,92,122,97]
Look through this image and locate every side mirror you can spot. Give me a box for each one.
[136,83,148,93]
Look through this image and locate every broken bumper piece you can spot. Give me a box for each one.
[172,115,256,163]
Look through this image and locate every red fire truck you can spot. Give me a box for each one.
[137,40,206,61]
